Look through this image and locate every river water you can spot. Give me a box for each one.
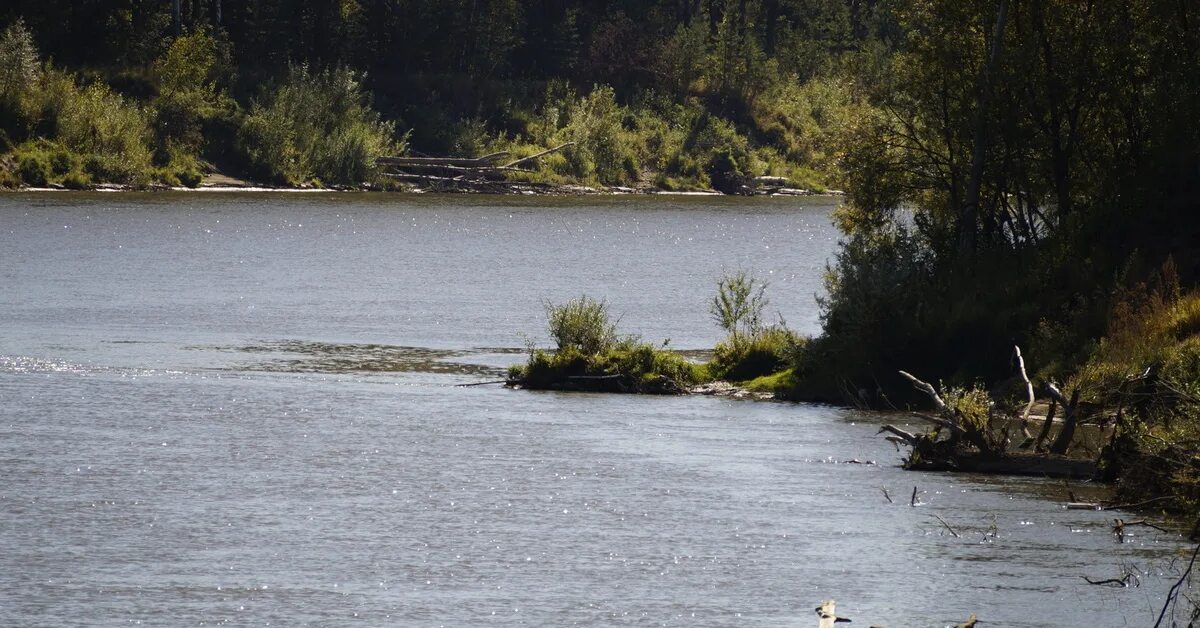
[0,192,1190,626]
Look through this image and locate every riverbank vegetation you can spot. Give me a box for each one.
[508,273,801,394]
[507,0,1200,516]
[0,1,889,191]
[778,0,1200,515]
[507,296,706,394]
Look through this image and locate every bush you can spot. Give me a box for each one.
[237,64,398,185]
[48,147,76,175]
[61,169,90,189]
[15,150,49,186]
[710,270,769,347]
[510,295,709,393]
[28,72,155,184]
[545,296,618,355]
[152,29,232,158]
[0,20,40,137]
[707,146,746,194]
[558,85,638,185]
[177,167,202,188]
[711,325,805,382]
[0,167,19,189]
[511,340,706,393]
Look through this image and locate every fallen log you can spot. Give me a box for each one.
[878,424,921,448]
[502,142,575,169]
[907,451,1096,479]
[376,152,510,168]
[382,163,519,179]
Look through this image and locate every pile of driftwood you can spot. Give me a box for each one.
[377,144,822,195]
[750,176,813,196]
[377,143,575,193]
[878,345,1099,479]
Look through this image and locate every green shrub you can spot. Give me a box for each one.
[26,73,156,184]
[16,151,49,186]
[152,29,231,158]
[558,85,638,185]
[0,167,19,189]
[60,169,90,189]
[545,296,618,355]
[177,167,202,188]
[710,270,769,347]
[707,147,746,194]
[0,20,40,137]
[49,147,77,176]
[237,64,398,185]
[510,295,708,393]
[711,325,805,382]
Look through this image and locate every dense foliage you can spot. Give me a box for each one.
[797,0,1200,403]
[510,296,706,394]
[0,0,892,189]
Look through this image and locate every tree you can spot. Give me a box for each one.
[711,270,768,347]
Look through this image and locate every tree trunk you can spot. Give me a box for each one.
[1048,387,1080,455]
[172,0,182,35]
[960,0,1010,255]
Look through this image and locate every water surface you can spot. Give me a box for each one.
[0,192,1189,626]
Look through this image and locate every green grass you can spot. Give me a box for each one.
[741,368,793,395]
[508,341,707,394]
[708,326,804,383]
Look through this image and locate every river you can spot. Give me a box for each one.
[0,192,1189,626]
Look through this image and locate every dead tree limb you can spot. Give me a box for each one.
[932,514,961,538]
[913,412,966,435]
[1153,543,1200,628]
[1083,575,1133,587]
[1046,383,1081,455]
[878,424,921,448]
[502,142,576,169]
[899,370,950,414]
[1104,495,1177,511]
[1014,345,1035,438]
[1035,397,1057,452]
[899,369,995,452]
[376,153,510,168]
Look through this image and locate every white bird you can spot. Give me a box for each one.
[816,600,852,627]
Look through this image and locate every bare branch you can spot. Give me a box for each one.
[931,513,961,538]
[899,370,949,413]
[878,424,921,448]
[1014,345,1035,424]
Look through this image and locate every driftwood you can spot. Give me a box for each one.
[1014,346,1035,440]
[932,513,961,537]
[1034,397,1057,452]
[1045,382,1081,455]
[376,152,510,168]
[378,144,578,193]
[878,424,920,448]
[909,451,1096,478]
[1153,543,1200,627]
[883,353,1101,480]
[502,142,575,168]
[899,370,994,452]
